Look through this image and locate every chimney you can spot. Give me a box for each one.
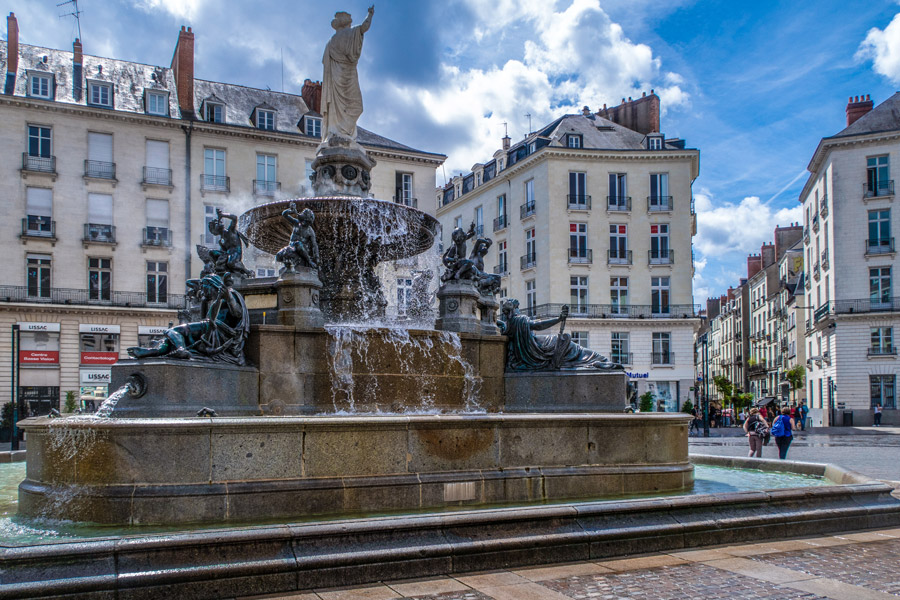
[595,91,660,135]
[846,94,873,127]
[502,134,511,151]
[73,38,82,64]
[301,79,322,113]
[773,223,803,260]
[72,38,83,101]
[171,26,195,119]
[581,105,591,117]
[5,12,19,95]
[761,243,775,267]
[747,254,763,279]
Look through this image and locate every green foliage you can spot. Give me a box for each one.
[1,402,12,430]
[747,357,758,367]
[785,365,806,392]
[712,375,734,403]
[64,390,78,413]
[733,393,754,410]
[639,391,654,413]
[681,400,694,414]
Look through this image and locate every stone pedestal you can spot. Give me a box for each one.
[504,370,629,412]
[311,138,376,197]
[276,268,324,328]
[435,280,481,334]
[478,294,500,335]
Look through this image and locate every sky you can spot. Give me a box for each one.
[4,0,900,303]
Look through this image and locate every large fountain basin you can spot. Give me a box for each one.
[18,413,691,525]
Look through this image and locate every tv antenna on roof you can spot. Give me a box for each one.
[502,122,508,136]
[525,113,532,135]
[58,0,83,41]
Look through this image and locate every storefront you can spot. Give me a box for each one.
[137,325,167,348]
[17,322,61,416]
[79,324,120,404]
[627,371,682,412]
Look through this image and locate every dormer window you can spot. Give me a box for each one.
[566,134,582,148]
[647,135,664,150]
[256,109,276,131]
[88,81,113,108]
[27,72,53,100]
[305,116,322,138]
[205,101,224,123]
[145,90,169,116]
[527,142,536,154]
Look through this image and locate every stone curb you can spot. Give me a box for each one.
[0,451,26,463]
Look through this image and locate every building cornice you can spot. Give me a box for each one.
[0,95,184,130]
[0,302,179,318]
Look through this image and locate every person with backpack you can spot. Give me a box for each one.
[743,407,768,457]
[771,407,796,459]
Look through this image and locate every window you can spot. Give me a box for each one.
[86,193,114,242]
[571,331,589,347]
[475,205,484,236]
[652,276,670,315]
[27,255,51,298]
[88,82,112,107]
[146,91,168,116]
[203,148,227,190]
[304,159,315,192]
[570,223,588,262]
[570,276,588,313]
[650,224,671,263]
[495,194,507,230]
[206,102,224,123]
[27,125,52,158]
[866,155,890,197]
[88,258,111,301]
[454,216,463,231]
[25,187,53,235]
[648,136,663,150]
[86,132,114,178]
[649,173,670,210]
[396,172,414,206]
[499,288,507,298]
[871,327,894,355]
[526,280,536,312]
[524,228,536,267]
[524,179,535,211]
[868,209,892,252]
[204,205,222,245]
[568,172,587,207]
[144,139,171,185]
[145,199,170,245]
[397,277,413,314]
[527,142,536,154]
[567,134,582,148]
[652,332,671,364]
[146,261,168,304]
[28,73,52,99]
[256,267,276,278]
[256,109,275,130]
[609,224,628,263]
[611,332,630,363]
[497,240,508,274]
[608,173,627,208]
[305,116,322,137]
[256,154,277,194]
[870,267,891,306]
[610,276,628,314]
[871,375,896,409]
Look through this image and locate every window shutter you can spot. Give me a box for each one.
[146,199,170,228]
[146,140,169,169]
[88,133,113,163]
[26,188,52,217]
[88,193,113,224]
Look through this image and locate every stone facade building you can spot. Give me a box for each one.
[0,13,444,415]
[436,97,701,411]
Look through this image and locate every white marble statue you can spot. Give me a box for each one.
[322,6,374,143]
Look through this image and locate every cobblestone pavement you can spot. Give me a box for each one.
[238,527,900,600]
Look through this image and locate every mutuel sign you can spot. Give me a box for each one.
[19,350,60,364]
[80,352,120,365]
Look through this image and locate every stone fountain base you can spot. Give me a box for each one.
[18,413,691,525]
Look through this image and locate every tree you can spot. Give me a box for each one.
[734,392,754,411]
[681,400,694,414]
[712,375,734,405]
[64,390,78,413]
[639,391,654,413]
[785,365,806,404]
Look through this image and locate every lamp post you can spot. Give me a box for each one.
[10,324,19,451]
[702,331,710,437]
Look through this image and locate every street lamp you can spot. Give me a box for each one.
[9,324,19,451]
[702,331,710,437]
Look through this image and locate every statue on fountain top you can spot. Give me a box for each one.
[198,208,253,279]
[498,299,624,372]
[322,5,374,145]
[440,223,501,296]
[276,203,320,272]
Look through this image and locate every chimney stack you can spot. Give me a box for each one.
[171,26,195,119]
[5,12,19,95]
[301,79,322,113]
[747,254,763,279]
[72,38,83,101]
[502,134,511,151]
[581,105,591,117]
[761,243,775,267]
[846,94,873,127]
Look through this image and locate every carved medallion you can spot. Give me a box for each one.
[282,291,294,305]
[447,299,459,312]
[311,293,319,306]
[341,165,359,180]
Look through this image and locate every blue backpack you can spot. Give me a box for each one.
[771,415,789,437]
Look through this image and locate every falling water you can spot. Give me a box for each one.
[93,383,133,418]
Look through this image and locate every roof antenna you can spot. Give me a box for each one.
[57,0,83,41]
[502,122,508,136]
[525,113,532,136]
[281,47,284,93]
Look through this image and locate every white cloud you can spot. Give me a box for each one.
[857,11,900,84]
[136,0,207,21]
[694,192,802,258]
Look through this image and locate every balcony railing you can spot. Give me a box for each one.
[0,284,186,309]
[610,352,633,365]
[812,214,819,232]
[493,215,508,232]
[567,195,591,210]
[201,174,230,192]
[21,217,56,239]
[804,227,810,245]
[474,224,484,237]
[568,248,592,264]
[748,362,767,375]
[254,180,282,196]
[651,351,673,365]
[520,253,537,270]
[812,262,820,281]
[83,223,116,244]
[520,202,535,219]
[820,194,829,217]
[868,346,897,357]
[821,249,829,270]
[648,196,673,212]
[864,180,895,198]
[608,250,632,265]
[493,263,508,276]
[142,227,173,247]
[22,153,56,174]
[866,238,895,255]
[143,166,172,186]
[649,249,674,265]
[392,195,418,208]
[519,303,699,320]
[607,196,631,211]
[84,159,116,179]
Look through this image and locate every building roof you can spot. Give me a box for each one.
[510,113,684,153]
[831,91,900,138]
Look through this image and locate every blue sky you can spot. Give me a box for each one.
[5,0,900,301]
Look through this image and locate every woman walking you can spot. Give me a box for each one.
[772,407,796,460]
[743,407,767,457]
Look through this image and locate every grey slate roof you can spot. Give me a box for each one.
[507,113,682,154]
[832,91,900,138]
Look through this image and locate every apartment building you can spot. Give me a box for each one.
[0,14,445,415]
[436,96,701,410]
[803,93,900,426]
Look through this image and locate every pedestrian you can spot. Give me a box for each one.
[799,401,809,431]
[743,407,768,458]
[874,404,883,427]
[689,408,700,436]
[771,407,796,460]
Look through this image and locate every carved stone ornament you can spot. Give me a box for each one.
[447,299,459,312]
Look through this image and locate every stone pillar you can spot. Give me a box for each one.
[435,280,481,334]
[276,267,324,329]
[478,294,500,335]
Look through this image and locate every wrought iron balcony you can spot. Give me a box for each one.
[84,159,116,179]
[142,227,173,247]
[83,223,116,244]
[812,214,819,232]
[651,351,673,365]
[518,302,699,320]
[493,214,508,232]
[493,263,508,276]
[607,196,631,211]
[648,196,673,212]
[804,227,810,245]
[649,249,674,265]
[864,180,894,199]
[520,253,537,270]
[143,166,172,186]
[568,248,592,264]
[474,224,484,236]
[392,195,417,208]
[201,174,230,192]
[812,262,820,281]
[22,153,56,174]
[0,284,186,309]
[815,297,900,319]
[820,194,829,217]
[520,202,536,219]
[567,195,591,210]
[608,249,632,265]
[868,346,897,356]
[254,180,282,196]
[866,238,895,255]
[821,249,829,270]
[21,217,55,239]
